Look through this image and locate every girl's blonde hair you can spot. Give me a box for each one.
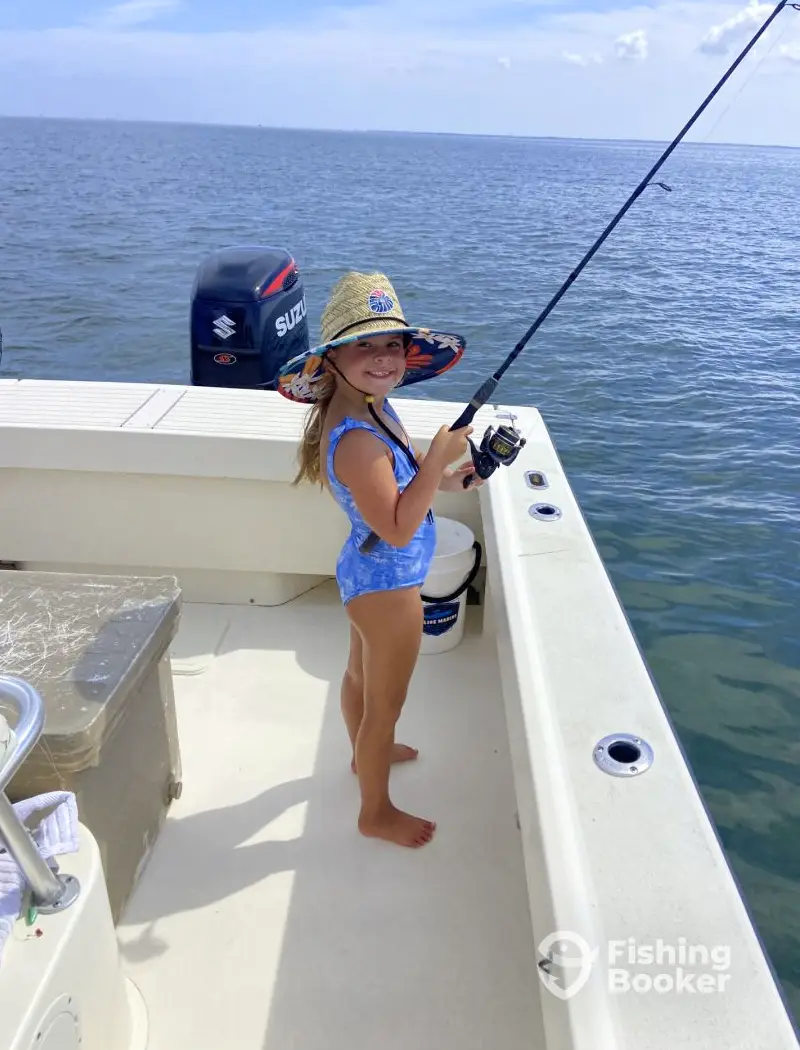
[293,373,335,486]
[293,332,413,486]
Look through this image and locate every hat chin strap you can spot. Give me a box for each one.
[326,359,430,519]
[325,358,375,404]
[327,358,409,456]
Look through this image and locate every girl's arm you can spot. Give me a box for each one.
[334,427,471,545]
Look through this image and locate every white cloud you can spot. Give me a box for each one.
[1,1,799,145]
[562,51,604,67]
[778,41,800,64]
[615,29,648,62]
[698,1,773,55]
[89,0,181,29]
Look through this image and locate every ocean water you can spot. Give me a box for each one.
[1,116,799,1019]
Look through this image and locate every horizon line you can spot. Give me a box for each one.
[2,112,799,152]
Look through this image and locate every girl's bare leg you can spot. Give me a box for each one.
[346,587,435,848]
[340,626,364,752]
[341,625,418,772]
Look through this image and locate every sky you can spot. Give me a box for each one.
[1,0,799,145]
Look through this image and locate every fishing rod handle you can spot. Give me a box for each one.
[448,375,500,432]
[449,404,477,431]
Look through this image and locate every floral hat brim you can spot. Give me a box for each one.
[276,326,465,404]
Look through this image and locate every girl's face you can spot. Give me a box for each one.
[329,332,407,398]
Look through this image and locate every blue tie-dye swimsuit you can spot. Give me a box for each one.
[325,400,437,606]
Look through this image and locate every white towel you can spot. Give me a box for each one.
[0,791,79,966]
[0,716,13,771]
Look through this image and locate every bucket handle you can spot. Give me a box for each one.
[421,541,482,605]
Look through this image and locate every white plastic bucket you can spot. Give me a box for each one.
[420,517,482,655]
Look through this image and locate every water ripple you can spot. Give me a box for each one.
[1,117,798,1020]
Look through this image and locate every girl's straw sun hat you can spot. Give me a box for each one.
[277,271,465,403]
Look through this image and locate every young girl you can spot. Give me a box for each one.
[278,271,481,848]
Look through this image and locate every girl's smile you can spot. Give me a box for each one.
[330,333,407,395]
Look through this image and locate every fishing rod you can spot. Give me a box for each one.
[456,0,798,489]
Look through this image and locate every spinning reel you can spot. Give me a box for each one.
[462,421,526,488]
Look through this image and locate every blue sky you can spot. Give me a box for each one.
[2,0,799,144]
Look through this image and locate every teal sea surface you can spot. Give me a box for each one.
[1,116,798,1022]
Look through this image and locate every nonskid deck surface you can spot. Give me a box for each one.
[117,583,545,1050]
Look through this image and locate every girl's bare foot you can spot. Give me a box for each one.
[358,805,436,848]
[351,743,418,774]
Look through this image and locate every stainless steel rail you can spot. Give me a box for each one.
[0,674,80,911]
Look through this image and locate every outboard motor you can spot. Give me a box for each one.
[190,247,309,389]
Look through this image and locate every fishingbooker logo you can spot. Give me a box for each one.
[538,932,598,1001]
[275,296,307,338]
[537,932,732,1001]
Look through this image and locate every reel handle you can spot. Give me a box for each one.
[462,437,483,490]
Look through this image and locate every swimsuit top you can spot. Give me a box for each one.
[325,400,432,547]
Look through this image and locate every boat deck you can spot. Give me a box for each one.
[117,582,545,1050]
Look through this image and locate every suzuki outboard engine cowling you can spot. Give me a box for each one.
[190,247,309,390]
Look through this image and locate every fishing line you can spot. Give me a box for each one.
[699,14,794,144]
[451,0,798,492]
